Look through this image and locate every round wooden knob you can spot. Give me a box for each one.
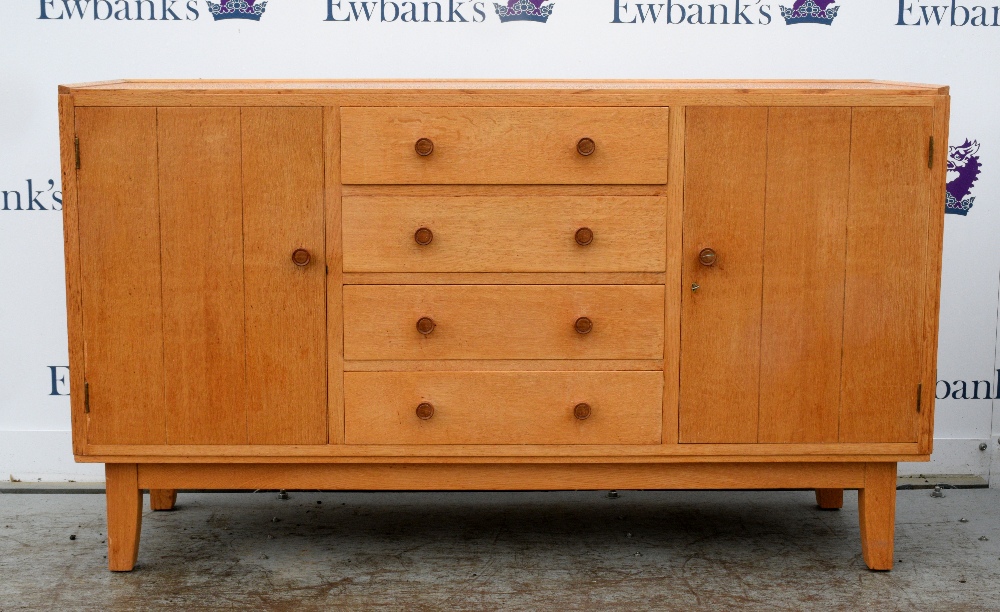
[574,403,592,420]
[698,248,717,267]
[574,317,593,335]
[416,402,434,420]
[416,317,436,335]
[575,227,594,246]
[414,227,434,246]
[415,138,434,156]
[577,137,596,156]
[291,248,311,267]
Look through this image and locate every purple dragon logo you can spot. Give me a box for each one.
[946,139,982,216]
[780,0,839,25]
[206,0,267,21]
[494,0,553,23]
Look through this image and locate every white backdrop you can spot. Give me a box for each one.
[1,0,997,482]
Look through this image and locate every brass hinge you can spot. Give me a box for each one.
[84,381,90,413]
[74,137,81,170]
[928,136,934,169]
[916,383,922,413]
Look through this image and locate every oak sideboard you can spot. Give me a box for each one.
[58,80,948,571]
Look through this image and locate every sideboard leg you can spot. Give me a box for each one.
[105,463,142,572]
[815,488,844,510]
[150,489,177,511]
[858,462,897,571]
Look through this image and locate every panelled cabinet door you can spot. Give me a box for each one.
[76,108,166,445]
[680,106,932,444]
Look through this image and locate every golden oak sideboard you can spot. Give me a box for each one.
[58,80,949,571]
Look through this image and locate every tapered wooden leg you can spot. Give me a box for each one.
[815,488,844,510]
[858,462,896,571]
[105,463,142,572]
[150,489,177,511]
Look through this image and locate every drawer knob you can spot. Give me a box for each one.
[698,248,717,267]
[414,227,434,246]
[416,402,435,420]
[414,138,434,157]
[291,248,311,267]
[575,227,594,246]
[574,403,592,420]
[416,317,436,335]
[574,317,593,335]
[577,137,596,157]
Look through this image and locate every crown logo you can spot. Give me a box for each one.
[780,0,839,25]
[207,0,267,21]
[946,139,982,216]
[494,0,554,23]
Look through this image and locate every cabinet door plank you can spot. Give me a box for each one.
[840,108,933,443]
[159,108,247,445]
[758,108,851,443]
[76,107,165,445]
[242,107,327,445]
[679,107,768,444]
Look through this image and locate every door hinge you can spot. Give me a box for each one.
[74,137,81,170]
[928,136,934,169]
[916,383,922,413]
[84,381,90,413]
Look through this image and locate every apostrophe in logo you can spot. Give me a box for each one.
[494,0,553,22]
[946,139,982,216]
[207,0,267,20]
[780,0,839,25]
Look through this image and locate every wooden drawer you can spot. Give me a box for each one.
[343,285,664,360]
[340,107,670,184]
[342,196,667,273]
[344,371,663,445]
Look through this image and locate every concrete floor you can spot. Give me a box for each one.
[1,488,998,611]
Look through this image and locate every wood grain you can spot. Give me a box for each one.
[342,196,666,272]
[325,107,346,445]
[840,108,933,443]
[344,359,663,372]
[75,107,165,445]
[758,108,851,443]
[158,107,247,445]
[859,462,897,570]
[662,105,685,445]
[149,489,177,511]
[105,463,141,571]
[344,371,663,445]
[340,106,670,184]
[343,285,664,360]
[242,107,327,445]
[59,95,87,455]
[815,488,844,509]
[343,272,665,285]
[679,107,768,443]
[137,461,867,491]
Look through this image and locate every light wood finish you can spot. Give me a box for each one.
[344,371,663,445]
[342,196,666,273]
[859,463,897,570]
[341,106,670,184]
[158,108,247,445]
[758,108,851,443]
[105,463,141,571]
[680,107,768,443]
[325,107,346,445]
[75,107,165,445]
[815,488,844,510]
[242,107,327,445]
[343,285,664,360]
[137,462,867,491]
[149,489,177,511]
[840,108,933,443]
[60,82,948,573]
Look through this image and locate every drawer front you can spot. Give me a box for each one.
[340,107,670,184]
[342,196,667,273]
[344,371,663,445]
[343,285,665,360]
